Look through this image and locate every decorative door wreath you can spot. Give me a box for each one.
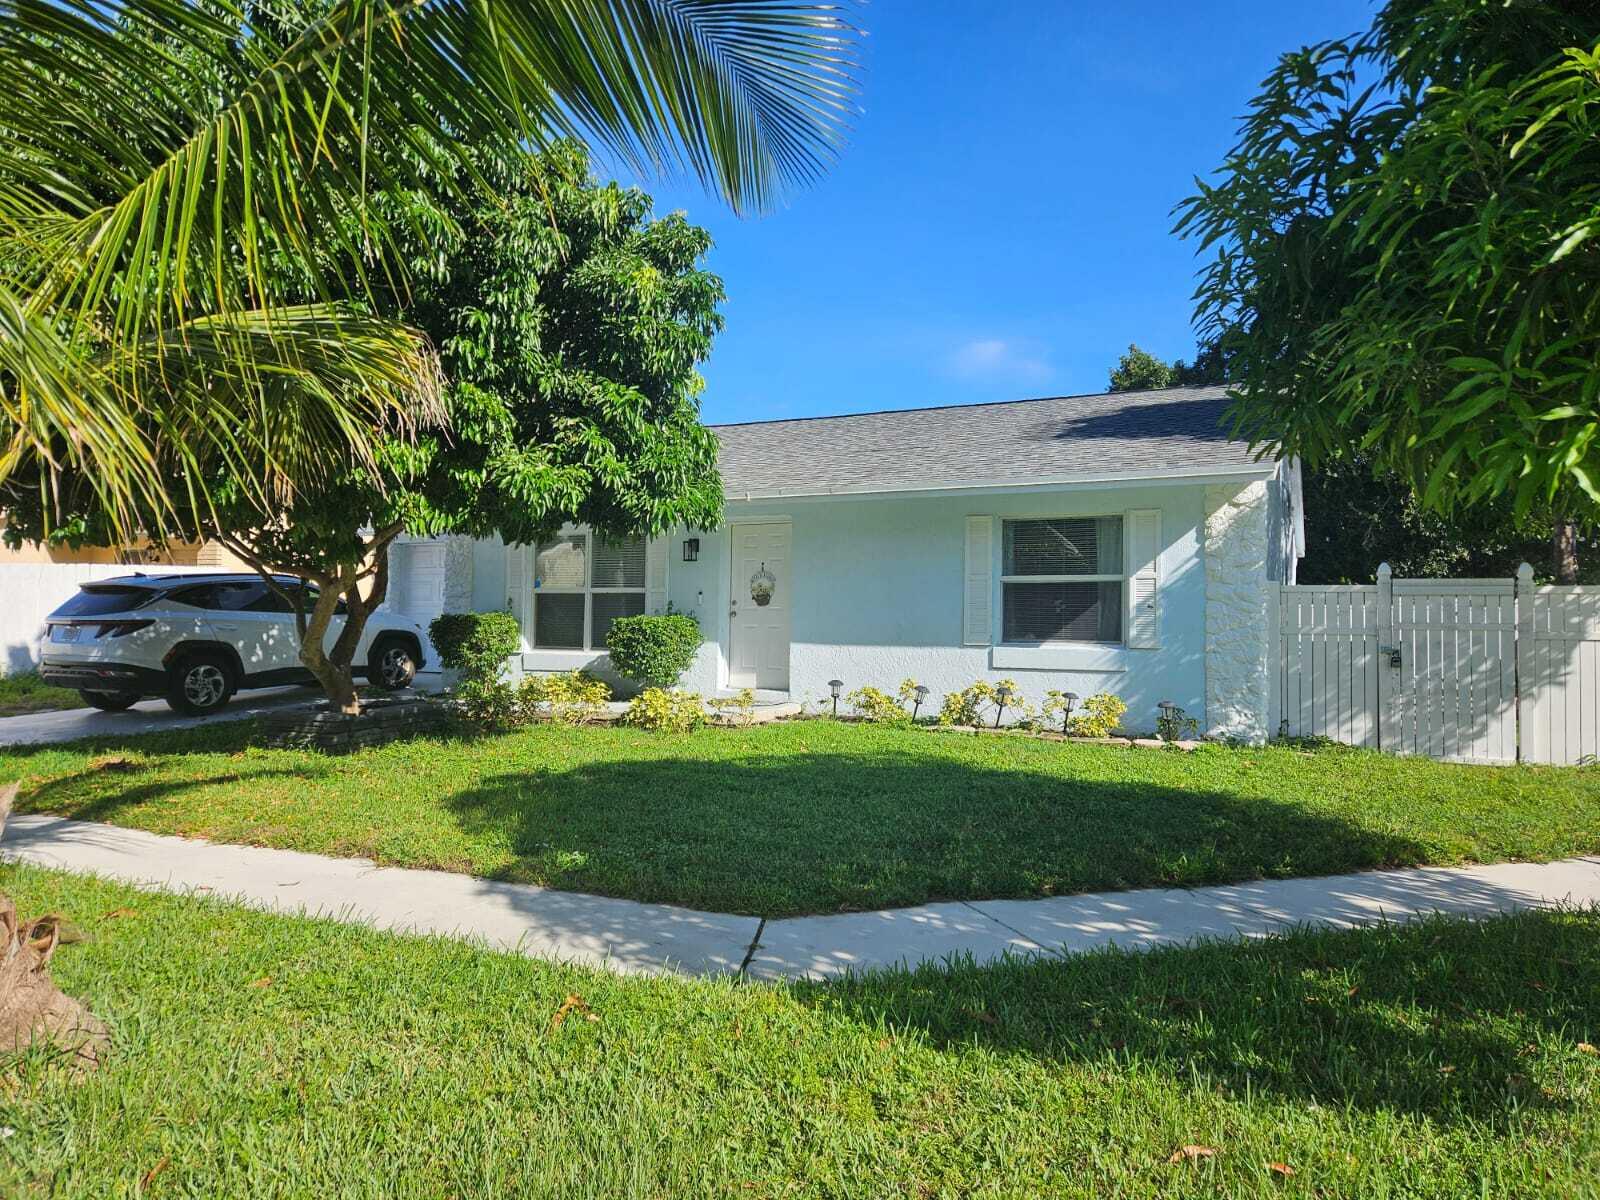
[749,563,776,606]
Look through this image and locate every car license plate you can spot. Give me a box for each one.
[50,624,80,643]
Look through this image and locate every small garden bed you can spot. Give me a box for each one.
[4,720,1598,917]
[260,695,450,753]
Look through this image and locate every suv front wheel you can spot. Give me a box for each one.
[166,651,236,716]
[369,636,419,691]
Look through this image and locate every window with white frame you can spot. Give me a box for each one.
[1001,517,1124,644]
[532,532,646,650]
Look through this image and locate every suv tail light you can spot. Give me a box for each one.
[95,620,155,638]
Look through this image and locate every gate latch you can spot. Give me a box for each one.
[1379,644,1402,669]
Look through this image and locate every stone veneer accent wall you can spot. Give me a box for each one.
[441,535,476,616]
[1203,481,1271,743]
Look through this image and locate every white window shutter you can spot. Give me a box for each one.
[1125,508,1161,648]
[505,544,531,653]
[963,516,993,646]
[645,536,669,614]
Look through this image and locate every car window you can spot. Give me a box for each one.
[166,582,268,612]
[207,582,268,611]
[51,586,156,617]
[244,586,295,614]
[166,584,214,609]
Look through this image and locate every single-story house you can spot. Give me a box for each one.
[389,385,1303,742]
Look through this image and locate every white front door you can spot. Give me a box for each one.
[728,521,791,690]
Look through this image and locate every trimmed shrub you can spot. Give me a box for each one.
[518,671,611,726]
[604,613,702,687]
[1156,702,1200,743]
[1067,692,1128,738]
[714,688,757,728]
[459,679,519,729]
[620,688,707,732]
[846,685,911,725]
[429,612,521,686]
[938,678,1030,728]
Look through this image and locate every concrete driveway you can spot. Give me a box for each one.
[0,686,323,747]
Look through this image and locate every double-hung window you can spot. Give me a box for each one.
[532,533,646,650]
[1001,517,1124,644]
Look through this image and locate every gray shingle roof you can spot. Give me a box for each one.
[712,386,1268,498]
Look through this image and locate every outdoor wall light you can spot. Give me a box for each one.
[1059,690,1080,734]
[911,684,930,721]
[828,678,844,717]
[682,537,700,562]
[994,683,1014,729]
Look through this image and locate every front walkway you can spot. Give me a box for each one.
[4,813,1598,980]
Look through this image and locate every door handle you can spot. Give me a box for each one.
[213,623,239,632]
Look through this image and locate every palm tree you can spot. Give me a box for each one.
[0,0,857,540]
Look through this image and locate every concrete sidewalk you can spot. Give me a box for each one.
[3,813,1598,980]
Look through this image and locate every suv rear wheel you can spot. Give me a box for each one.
[166,651,236,716]
[79,690,140,712]
[369,636,419,691]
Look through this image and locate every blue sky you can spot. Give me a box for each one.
[618,1,1377,426]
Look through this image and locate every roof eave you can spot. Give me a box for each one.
[723,461,1280,503]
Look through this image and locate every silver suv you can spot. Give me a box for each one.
[38,573,429,715]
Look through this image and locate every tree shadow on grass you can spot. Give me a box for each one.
[797,905,1600,1127]
[442,749,1435,916]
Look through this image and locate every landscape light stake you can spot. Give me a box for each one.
[994,683,1012,729]
[1157,699,1176,741]
[828,678,843,717]
[912,684,929,721]
[1060,691,1079,734]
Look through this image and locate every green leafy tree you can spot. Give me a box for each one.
[1104,340,1559,581]
[1107,344,1176,392]
[1175,0,1600,580]
[0,0,858,543]
[1299,456,1575,584]
[6,143,728,710]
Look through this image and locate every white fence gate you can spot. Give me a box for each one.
[1277,564,1597,765]
[1520,581,1600,766]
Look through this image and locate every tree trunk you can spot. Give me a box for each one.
[299,575,361,715]
[296,530,402,715]
[1552,519,1580,584]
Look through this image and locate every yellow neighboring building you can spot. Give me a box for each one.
[0,527,247,569]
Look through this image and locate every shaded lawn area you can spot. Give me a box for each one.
[1,866,1597,1197]
[3,720,1599,916]
[0,671,82,717]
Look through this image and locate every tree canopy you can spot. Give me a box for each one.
[3,140,729,707]
[0,0,858,541]
[1102,340,1565,582]
[1175,0,1600,530]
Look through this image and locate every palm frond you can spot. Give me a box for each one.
[0,0,859,536]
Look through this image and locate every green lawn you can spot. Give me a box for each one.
[3,720,1599,916]
[0,865,1595,1197]
[0,671,82,717]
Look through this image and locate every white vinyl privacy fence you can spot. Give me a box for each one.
[1277,564,1599,765]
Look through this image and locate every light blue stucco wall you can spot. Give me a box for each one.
[664,482,1214,732]
[469,536,507,613]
